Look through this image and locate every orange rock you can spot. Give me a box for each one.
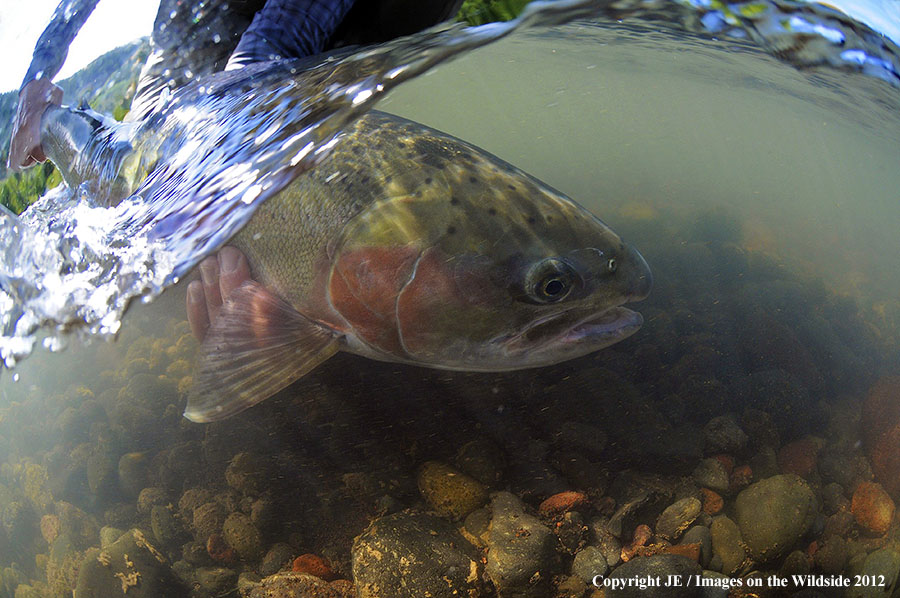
[621,524,652,562]
[539,491,588,518]
[206,533,236,564]
[713,455,734,475]
[871,423,900,499]
[292,553,337,581]
[730,465,753,490]
[778,437,821,477]
[851,482,895,535]
[700,488,724,515]
[862,376,900,451]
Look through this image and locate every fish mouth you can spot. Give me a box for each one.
[507,305,643,355]
[562,306,643,344]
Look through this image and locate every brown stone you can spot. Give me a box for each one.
[851,481,895,535]
[292,553,337,581]
[539,491,588,518]
[777,437,821,477]
[701,488,723,515]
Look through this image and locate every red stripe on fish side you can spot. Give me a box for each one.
[329,246,420,356]
[395,247,456,355]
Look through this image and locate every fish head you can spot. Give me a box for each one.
[323,160,651,371]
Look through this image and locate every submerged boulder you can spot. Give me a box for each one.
[74,528,188,598]
[733,474,817,562]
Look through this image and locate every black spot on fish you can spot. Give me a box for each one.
[352,145,363,155]
[527,216,536,225]
[361,176,370,184]
[385,175,393,184]
[414,190,422,197]
[397,141,406,149]
[469,176,478,184]
[450,197,460,205]
[425,177,432,185]
[508,184,516,191]
[488,208,497,216]
[447,225,456,235]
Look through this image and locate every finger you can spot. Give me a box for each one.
[187,280,210,340]
[199,255,223,323]
[217,246,251,301]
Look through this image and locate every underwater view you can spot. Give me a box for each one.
[1,0,900,597]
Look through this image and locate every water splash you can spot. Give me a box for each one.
[0,0,604,367]
[1,0,898,368]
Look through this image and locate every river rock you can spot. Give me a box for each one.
[117,453,148,499]
[692,460,730,494]
[352,511,482,598]
[851,482,895,535]
[194,567,238,596]
[702,416,748,455]
[847,548,900,598]
[606,554,702,598]
[656,498,701,541]
[679,526,712,569]
[245,572,353,598]
[192,502,226,543]
[571,546,607,585]
[733,474,817,561]
[151,505,183,548]
[86,450,118,504]
[260,542,295,577]
[588,516,623,568]
[485,492,557,598]
[224,452,266,496]
[417,461,488,520]
[136,487,169,515]
[73,529,188,598]
[709,516,746,575]
[222,512,263,562]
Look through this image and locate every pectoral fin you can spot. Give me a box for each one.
[185,281,339,422]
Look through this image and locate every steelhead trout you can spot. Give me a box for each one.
[40,105,652,422]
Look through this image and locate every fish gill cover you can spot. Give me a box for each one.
[0,0,898,369]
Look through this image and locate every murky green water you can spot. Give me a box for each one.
[2,14,900,598]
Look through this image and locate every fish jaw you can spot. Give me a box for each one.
[498,305,643,368]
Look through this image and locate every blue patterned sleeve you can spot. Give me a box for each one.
[227,0,357,67]
[21,0,102,89]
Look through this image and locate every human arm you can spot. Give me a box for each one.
[8,0,100,171]
[226,0,356,68]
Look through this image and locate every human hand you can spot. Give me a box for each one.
[186,246,252,341]
[8,79,64,171]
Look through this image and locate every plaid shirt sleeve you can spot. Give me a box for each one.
[21,0,101,89]
[227,0,357,67]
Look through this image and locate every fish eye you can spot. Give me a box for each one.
[524,258,576,303]
[607,258,617,273]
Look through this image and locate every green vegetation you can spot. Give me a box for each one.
[458,0,531,25]
[0,40,147,209]
[0,163,62,214]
